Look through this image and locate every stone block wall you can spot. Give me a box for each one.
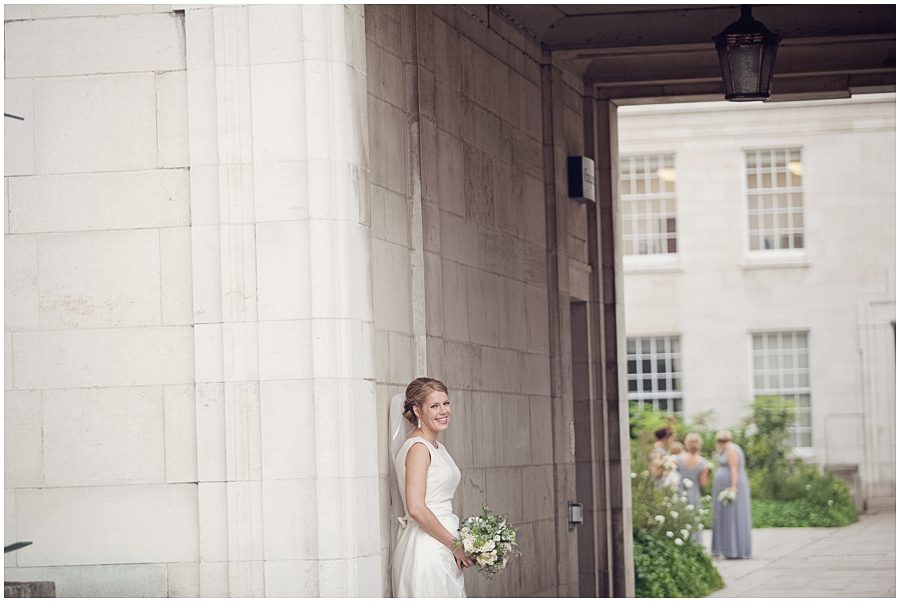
[4,5,199,597]
[365,5,601,597]
[6,3,382,597]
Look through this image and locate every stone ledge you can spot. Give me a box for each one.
[4,581,56,598]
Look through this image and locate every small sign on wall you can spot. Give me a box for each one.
[567,156,596,203]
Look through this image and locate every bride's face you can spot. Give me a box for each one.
[416,390,451,433]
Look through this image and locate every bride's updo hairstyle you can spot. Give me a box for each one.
[403,377,448,426]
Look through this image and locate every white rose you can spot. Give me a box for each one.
[480,549,498,565]
[480,540,496,553]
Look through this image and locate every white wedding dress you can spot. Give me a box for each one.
[391,436,466,597]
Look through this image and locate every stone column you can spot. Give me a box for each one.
[592,97,635,597]
[540,52,578,598]
[182,4,380,596]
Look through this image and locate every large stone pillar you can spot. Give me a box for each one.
[539,53,578,598]
[592,97,635,597]
[182,5,380,596]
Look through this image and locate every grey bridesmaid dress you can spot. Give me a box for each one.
[711,443,752,558]
[674,454,708,543]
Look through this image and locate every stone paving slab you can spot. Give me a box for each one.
[707,511,896,598]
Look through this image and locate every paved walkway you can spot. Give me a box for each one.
[706,511,895,598]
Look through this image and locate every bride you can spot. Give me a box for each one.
[389,377,472,597]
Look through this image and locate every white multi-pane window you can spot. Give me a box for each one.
[627,336,682,416]
[745,148,804,251]
[620,154,677,256]
[751,331,812,448]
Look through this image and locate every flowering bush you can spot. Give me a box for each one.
[456,507,519,576]
[631,471,707,542]
[633,530,723,598]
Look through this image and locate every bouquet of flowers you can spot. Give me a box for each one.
[456,507,519,576]
[717,488,737,504]
[660,456,678,474]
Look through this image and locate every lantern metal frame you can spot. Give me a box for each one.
[714,5,782,101]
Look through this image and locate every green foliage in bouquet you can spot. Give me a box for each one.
[633,530,724,598]
[456,507,519,576]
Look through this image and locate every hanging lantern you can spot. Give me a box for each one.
[713,5,782,101]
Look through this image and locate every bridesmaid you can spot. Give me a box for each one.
[649,426,674,484]
[711,430,752,558]
[674,433,710,544]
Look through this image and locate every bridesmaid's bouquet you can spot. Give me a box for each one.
[456,507,519,576]
[718,488,737,504]
[660,456,678,474]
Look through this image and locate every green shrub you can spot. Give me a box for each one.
[739,396,796,499]
[752,498,857,528]
[633,530,724,598]
[631,469,722,597]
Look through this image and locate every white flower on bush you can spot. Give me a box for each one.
[828,499,834,506]
[654,514,666,524]
[698,508,707,515]
[696,523,704,531]
[685,504,695,511]
[674,538,684,546]
[670,510,679,519]
[805,483,812,491]
[681,478,694,489]
[641,470,650,478]
[630,472,637,479]
[680,528,690,539]
[665,531,674,538]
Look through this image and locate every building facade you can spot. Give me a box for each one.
[619,96,896,509]
[5,4,894,597]
[4,4,632,597]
